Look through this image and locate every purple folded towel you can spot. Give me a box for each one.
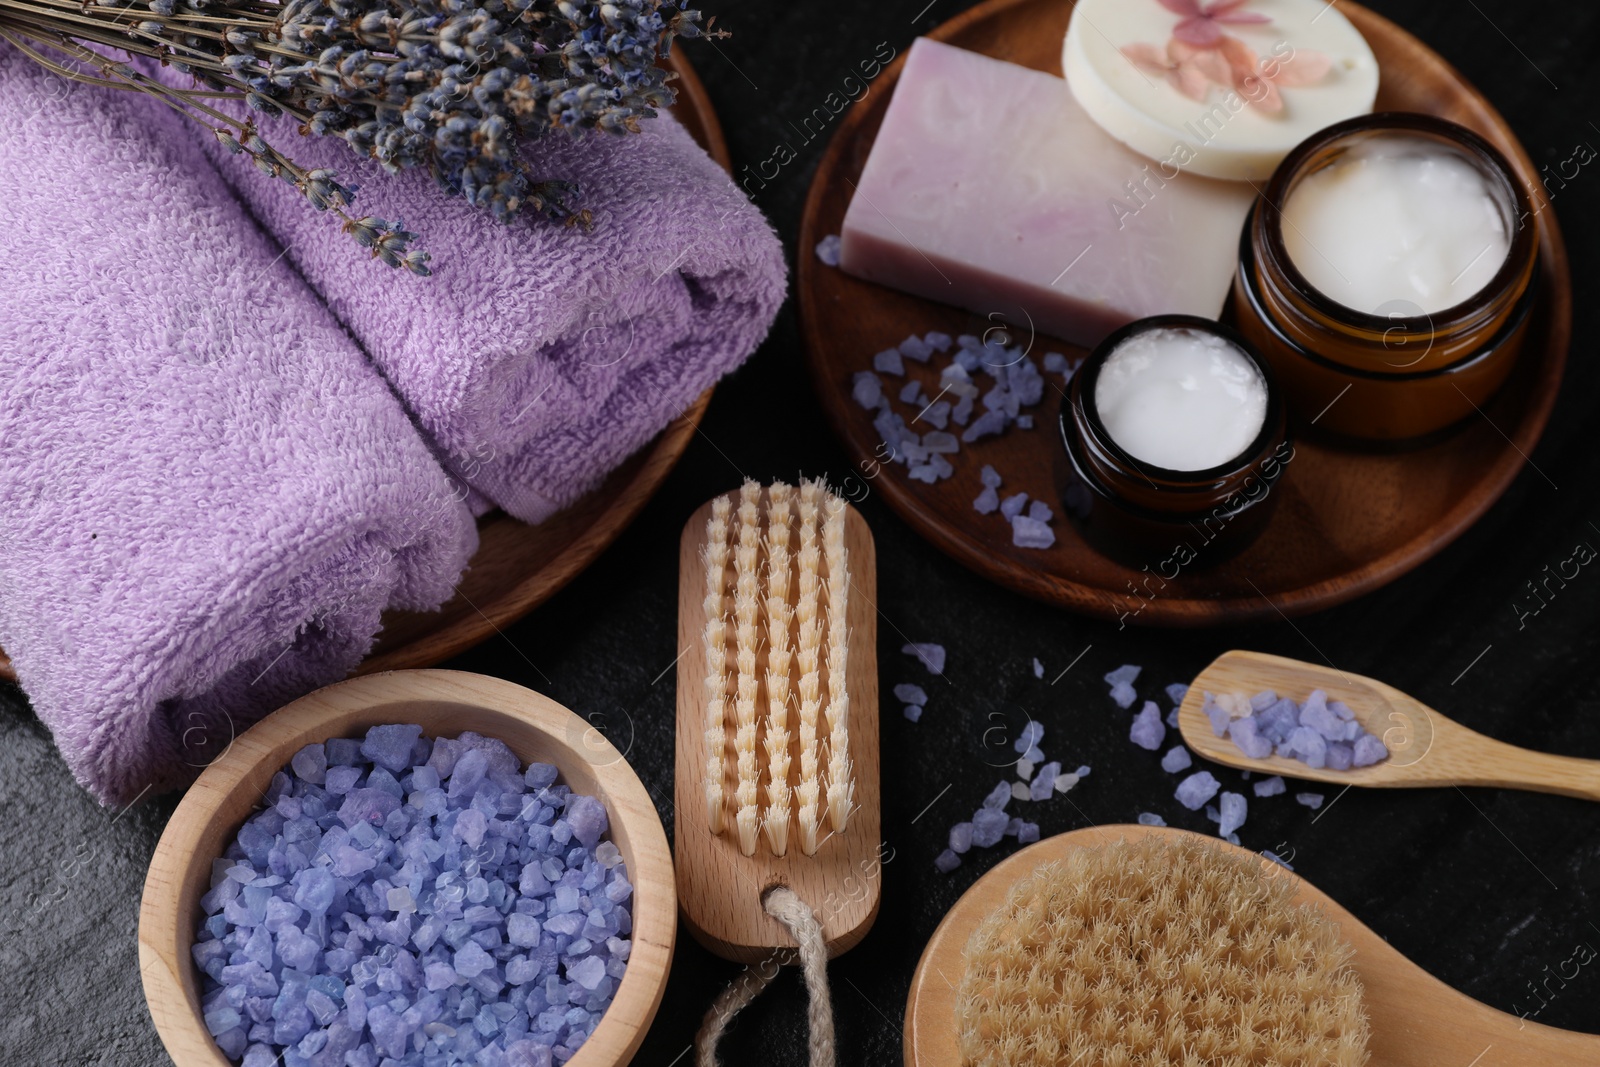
[0,47,478,805]
[175,89,786,522]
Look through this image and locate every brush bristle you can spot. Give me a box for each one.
[699,478,854,857]
[955,835,1371,1067]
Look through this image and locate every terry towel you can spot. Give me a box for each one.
[0,46,479,805]
[177,91,787,522]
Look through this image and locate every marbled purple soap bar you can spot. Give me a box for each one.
[840,39,1257,348]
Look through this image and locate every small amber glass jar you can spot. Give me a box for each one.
[1057,315,1291,569]
[1233,113,1538,441]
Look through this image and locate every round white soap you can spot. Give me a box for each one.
[1063,0,1380,181]
[1094,327,1267,472]
[1280,135,1511,315]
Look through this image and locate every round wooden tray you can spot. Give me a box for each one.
[797,0,1571,626]
[0,51,725,684]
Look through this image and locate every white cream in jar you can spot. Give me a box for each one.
[1280,136,1511,316]
[1094,327,1268,472]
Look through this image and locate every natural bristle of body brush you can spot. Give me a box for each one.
[956,835,1370,1067]
[700,478,855,858]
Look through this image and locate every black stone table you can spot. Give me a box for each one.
[4,2,1599,1063]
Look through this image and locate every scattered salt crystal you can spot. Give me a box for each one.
[1027,500,1053,523]
[1207,701,1232,737]
[1055,772,1080,792]
[1253,775,1286,798]
[1031,658,1044,679]
[973,486,1000,514]
[980,464,1003,488]
[1010,781,1031,803]
[893,683,929,705]
[851,372,883,410]
[903,643,946,675]
[972,807,1009,847]
[1110,681,1138,709]
[923,431,959,454]
[1160,746,1192,774]
[1175,771,1221,811]
[1016,758,1035,781]
[1104,664,1141,687]
[982,781,1012,810]
[999,493,1030,520]
[1352,733,1389,767]
[1137,812,1167,827]
[1074,765,1091,777]
[1014,721,1045,751]
[903,705,923,722]
[923,401,952,429]
[873,348,904,375]
[961,409,1008,442]
[898,380,923,404]
[1216,792,1248,837]
[925,331,953,352]
[1011,515,1056,549]
[934,849,962,873]
[1016,415,1034,429]
[1296,792,1326,810]
[1128,703,1166,751]
[1165,706,1181,729]
[1262,850,1294,870]
[1031,762,1060,801]
[1165,683,1189,706]
[814,234,842,266]
[949,822,974,854]
[1016,822,1041,844]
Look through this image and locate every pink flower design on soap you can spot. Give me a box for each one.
[1122,39,1234,101]
[1218,37,1334,114]
[1158,0,1271,47]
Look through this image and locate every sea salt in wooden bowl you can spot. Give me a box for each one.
[139,670,674,1067]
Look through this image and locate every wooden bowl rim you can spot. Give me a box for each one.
[138,669,675,1067]
[796,0,1573,626]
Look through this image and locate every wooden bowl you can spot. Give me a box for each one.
[138,670,675,1067]
[797,0,1572,625]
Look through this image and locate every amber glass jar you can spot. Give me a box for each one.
[1233,113,1538,441]
[1058,315,1291,569]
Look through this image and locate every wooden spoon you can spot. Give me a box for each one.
[906,825,1600,1066]
[1176,650,1600,801]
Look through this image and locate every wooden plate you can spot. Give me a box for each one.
[0,51,725,684]
[797,0,1572,626]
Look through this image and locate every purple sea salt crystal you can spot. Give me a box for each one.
[949,822,974,854]
[1175,771,1222,811]
[903,705,923,722]
[872,348,904,375]
[1206,699,1233,738]
[923,401,952,429]
[1105,664,1141,687]
[952,394,975,425]
[900,334,934,362]
[1031,762,1060,800]
[290,744,327,785]
[1013,721,1045,753]
[1253,775,1286,798]
[1110,681,1138,709]
[903,643,947,675]
[973,486,1000,514]
[898,380,923,405]
[1161,746,1192,774]
[971,807,1009,848]
[1263,850,1294,870]
[981,465,1003,488]
[1296,792,1326,810]
[999,493,1029,520]
[894,683,930,706]
[360,723,423,774]
[961,409,1008,442]
[1129,702,1166,751]
[1256,698,1300,744]
[925,331,953,352]
[1032,658,1044,679]
[1016,415,1034,429]
[814,235,842,266]
[566,795,609,850]
[851,371,883,410]
[1325,742,1354,771]
[1287,726,1328,770]
[1011,515,1056,549]
[983,781,1012,810]
[1137,812,1167,827]
[1027,500,1053,523]
[1216,792,1248,837]
[934,849,962,873]
[1352,733,1389,767]
[1016,822,1041,844]
[1227,716,1274,760]
[1299,692,1345,741]
[1166,683,1189,706]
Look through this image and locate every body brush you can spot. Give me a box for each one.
[907,826,1600,1066]
[675,480,881,1066]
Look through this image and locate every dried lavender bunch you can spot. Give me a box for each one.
[0,0,712,275]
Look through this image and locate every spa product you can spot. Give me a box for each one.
[1179,650,1600,803]
[1093,326,1269,471]
[839,38,1256,348]
[675,481,881,1060]
[1063,0,1380,181]
[1235,113,1538,440]
[0,48,476,806]
[1060,316,1289,567]
[952,835,1369,1066]
[190,725,632,1066]
[1281,136,1511,315]
[161,79,787,524]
